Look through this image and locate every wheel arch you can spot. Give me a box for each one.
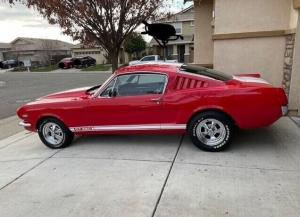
[35,115,66,130]
[187,108,237,128]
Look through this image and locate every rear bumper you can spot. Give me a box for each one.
[281,106,288,116]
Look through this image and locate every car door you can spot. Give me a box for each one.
[85,73,168,131]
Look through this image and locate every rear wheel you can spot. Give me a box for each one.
[38,118,74,149]
[188,111,234,152]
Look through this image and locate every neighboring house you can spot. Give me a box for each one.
[2,37,73,65]
[187,0,300,116]
[71,44,107,64]
[71,44,129,65]
[149,5,194,63]
[0,43,10,61]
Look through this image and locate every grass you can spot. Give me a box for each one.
[81,64,111,71]
[31,65,59,72]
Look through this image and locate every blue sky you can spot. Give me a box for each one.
[0,1,192,44]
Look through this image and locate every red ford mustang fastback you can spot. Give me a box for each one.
[17,63,288,151]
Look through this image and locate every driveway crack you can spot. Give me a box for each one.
[0,150,61,191]
[151,134,184,217]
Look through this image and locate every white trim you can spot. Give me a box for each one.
[69,124,186,132]
[159,19,194,24]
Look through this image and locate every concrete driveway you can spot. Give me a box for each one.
[0,117,299,217]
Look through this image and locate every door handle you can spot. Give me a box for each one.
[150,98,161,104]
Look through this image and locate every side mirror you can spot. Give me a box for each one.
[108,89,117,97]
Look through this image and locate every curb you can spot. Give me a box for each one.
[0,116,23,140]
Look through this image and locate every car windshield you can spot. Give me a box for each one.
[180,65,233,81]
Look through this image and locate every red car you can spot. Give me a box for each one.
[17,63,288,151]
[58,57,74,69]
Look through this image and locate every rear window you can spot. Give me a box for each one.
[180,65,233,81]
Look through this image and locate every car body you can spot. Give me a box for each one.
[17,63,288,151]
[58,57,74,69]
[73,56,96,68]
[0,59,24,69]
[129,55,178,66]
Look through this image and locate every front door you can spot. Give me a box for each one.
[83,73,168,132]
[178,45,185,63]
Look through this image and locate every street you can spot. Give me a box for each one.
[0,69,111,119]
[0,117,300,217]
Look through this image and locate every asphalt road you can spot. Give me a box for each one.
[0,70,111,119]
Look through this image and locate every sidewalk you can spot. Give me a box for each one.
[0,117,300,217]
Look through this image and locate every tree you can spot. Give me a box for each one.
[124,32,146,60]
[8,0,166,71]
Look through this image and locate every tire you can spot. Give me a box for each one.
[58,62,65,69]
[38,118,74,149]
[188,111,234,152]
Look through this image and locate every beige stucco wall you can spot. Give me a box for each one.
[214,37,286,86]
[214,0,298,34]
[182,21,194,36]
[289,12,300,114]
[294,0,300,9]
[193,0,213,65]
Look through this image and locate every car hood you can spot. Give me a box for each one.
[37,86,92,100]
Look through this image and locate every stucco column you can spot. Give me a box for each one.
[184,44,190,63]
[193,0,213,65]
[289,9,300,115]
[172,45,178,61]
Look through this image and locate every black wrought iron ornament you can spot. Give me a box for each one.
[142,21,184,48]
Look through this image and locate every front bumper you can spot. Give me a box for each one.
[19,121,31,127]
[281,106,288,116]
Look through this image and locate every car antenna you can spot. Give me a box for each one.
[141,21,184,62]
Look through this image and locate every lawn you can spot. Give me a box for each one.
[81,64,111,71]
[31,65,59,72]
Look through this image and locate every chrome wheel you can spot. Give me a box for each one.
[196,118,226,146]
[42,122,64,147]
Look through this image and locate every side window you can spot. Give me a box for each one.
[100,78,116,97]
[141,56,155,61]
[115,74,167,97]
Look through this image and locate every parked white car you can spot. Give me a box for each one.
[128,55,177,66]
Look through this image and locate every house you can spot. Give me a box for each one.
[150,5,194,63]
[71,44,129,65]
[0,43,11,61]
[71,44,107,64]
[187,0,300,116]
[2,37,73,65]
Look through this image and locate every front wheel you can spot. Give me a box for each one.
[38,118,74,149]
[188,112,234,152]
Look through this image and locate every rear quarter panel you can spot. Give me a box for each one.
[165,84,283,129]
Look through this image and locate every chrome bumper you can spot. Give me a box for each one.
[281,106,288,116]
[19,121,31,127]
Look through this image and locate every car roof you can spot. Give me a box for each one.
[116,63,183,75]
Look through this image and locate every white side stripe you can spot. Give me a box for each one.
[69,124,186,132]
